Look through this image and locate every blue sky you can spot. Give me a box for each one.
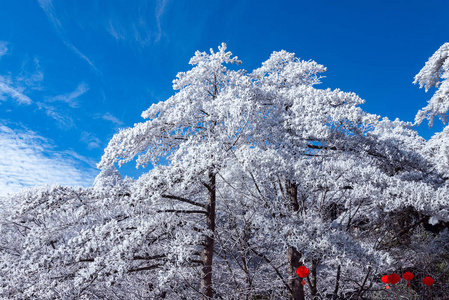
[1,0,449,195]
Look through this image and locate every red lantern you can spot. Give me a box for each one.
[296,266,310,278]
[388,273,401,285]
[423,276,434,286]
[381,275,390,284]
[402,271,414,282]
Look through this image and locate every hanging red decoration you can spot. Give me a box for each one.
[296,266,310,278]
[423,276,434,286]
[402,271,414,281]
[381,275,390,284]
[388,273,401,285]
[301,280,306,285]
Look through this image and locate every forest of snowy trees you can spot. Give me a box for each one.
[1,43,449,299]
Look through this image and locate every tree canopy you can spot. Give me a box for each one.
[1,43,449,300]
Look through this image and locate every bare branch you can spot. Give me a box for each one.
[133,254,166,260]
[156,209,207,214]
[250,248,292,295]
[128,264,163,273]
[357,266,371,298]
[161,194,206,209]
[201,181,214,194]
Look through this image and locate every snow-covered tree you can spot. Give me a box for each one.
[2,44,449,300]
[414,43,449,127]
[243,49,449,299]
[98,43,257,299]
[414,43,449,183]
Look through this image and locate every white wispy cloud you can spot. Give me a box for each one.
[49,82,89,108]
[107,19,126,41]
[0,122,98,196]
[16,56,44,91]
[81,131,101,149]
[36,0,63,31]
[104,1,169,46]
[36,102,75,128]
[37,0,99,72]
[0,41,8,58]
[0,52,44,105]
[0,81,32,105]
[155,0,169,43]
[35,83,89,128]
[63,41,98,71]
[97,112,124,126]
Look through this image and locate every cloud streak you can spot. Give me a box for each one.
[0,43,38,105]
[49,82,89,108]
[155,0,169,43]
[36,102,75,128]
[35,83,90,128]
[107,19,126,41]
[37,0,99,72]
[104,1,170,46]
[0,122,98,196]
[81,131,101,149]
[96,112,124,126]
[0,81,32,104]
[0,41,8,58]
[16,57,44,91]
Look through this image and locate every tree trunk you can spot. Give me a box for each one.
[333,265,341,300]
[286,180,304,300]
[310,259,318,297]
[287,247,304,300]
[201,172,216,299]
[286,180,299,212]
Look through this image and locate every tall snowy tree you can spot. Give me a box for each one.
[414,43,449,180]
[98,43,257,299]
[247,50,384,299]
[414,43,449,127]
[243,49,449,298]
[2,43,449,300]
